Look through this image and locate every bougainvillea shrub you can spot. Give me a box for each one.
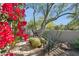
[0,3,28,56]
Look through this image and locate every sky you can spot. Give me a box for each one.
[25,6,72,25]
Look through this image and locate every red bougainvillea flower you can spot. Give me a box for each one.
[18,21,27,26]
[1,3,25,21]
[22,34,29,41]
[16,32,29,41]
[17,21,27,30]
[15,7,21,16]
[21,21,27,26]
[15,7,25,17]
[0,3,28,50]
[5,53,16,56]
[13,3,18,6]
[12,15,18,21]
[8,13,18,21]
[17,21,27,35]
[16,30,24,36]
[0,40,7,49]
[21,8,25,17]
[0,22,14,49]
[1,3,20,21]
[16,21,28,41]
[2,3,13,13]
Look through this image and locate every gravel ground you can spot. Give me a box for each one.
[11,42,79,56]
[62,49,79,56]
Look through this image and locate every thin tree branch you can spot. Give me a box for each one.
[33,10,36,29]
[56,13,75,20]
[26,7,29,9]
[41,3,54,28]
[32,4,37,30]
[45,13,75,25]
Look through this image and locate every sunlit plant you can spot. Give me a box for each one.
[0,3,29,56]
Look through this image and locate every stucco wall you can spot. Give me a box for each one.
[46,30,79,43]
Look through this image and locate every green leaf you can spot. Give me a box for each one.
[15,36,22,42]
[19,5,24,9]
[0,50,6,53]
[8,20,13,24]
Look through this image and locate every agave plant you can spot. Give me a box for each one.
[42,30,62,55]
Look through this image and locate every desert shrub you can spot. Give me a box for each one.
[42,30,62,54]
[73,38,79,49]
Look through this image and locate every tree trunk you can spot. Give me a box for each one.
[32,27,45,37]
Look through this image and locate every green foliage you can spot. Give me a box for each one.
[42,30,62,53]
[0,50,6,54]
[27,18,43,30]
[73,38,79,49]
[66,20,79,30]
[45,22,55,30]
[18,5,24,9]
[15,36,23,43]
[27,17,56,31]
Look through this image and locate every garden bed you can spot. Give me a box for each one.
[9,42,77,56]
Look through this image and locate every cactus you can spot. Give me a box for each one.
[29,37,42,48]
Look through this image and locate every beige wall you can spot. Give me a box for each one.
[47,30,79,43]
